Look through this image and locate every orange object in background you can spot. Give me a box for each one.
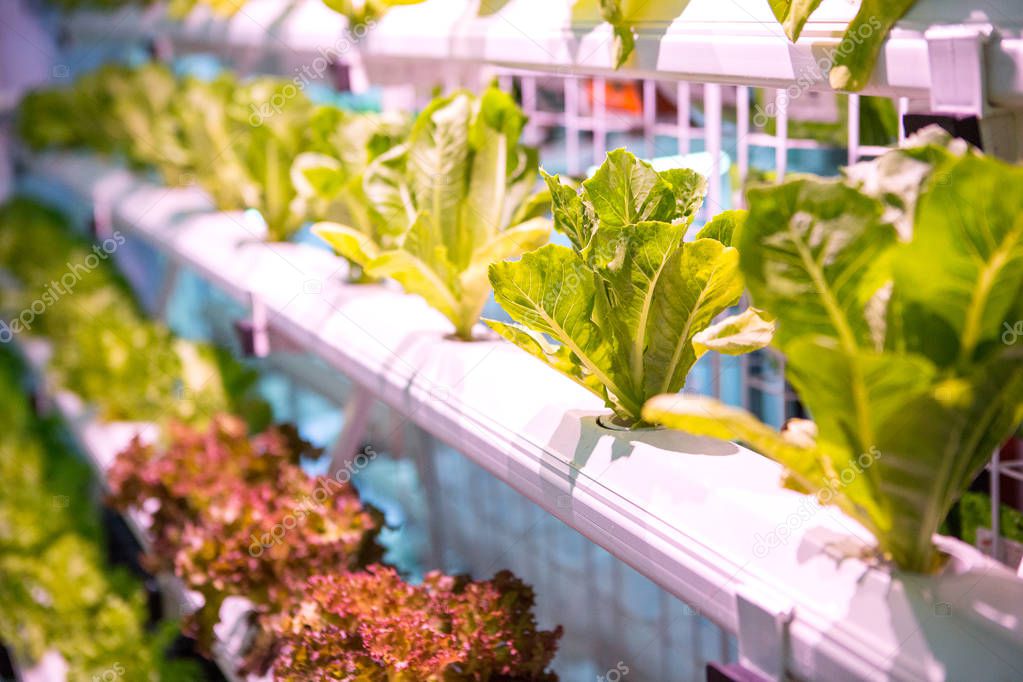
[584,79,643,115]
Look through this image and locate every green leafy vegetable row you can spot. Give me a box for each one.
[0,198,270,427]
[22,61,1023,578]
[21,63,765,368]
[19,63,383,242]
[20,65,553,339]
[0,350,202,681]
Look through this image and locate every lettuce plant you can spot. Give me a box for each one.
[313,85,552,339]
[271,565,561,681]
[108,415,385,655]
[17,64,130,156]
[229,78,317,241]
[19,64,169,172]
[0,199,270,427]
[104,63,193,185]
[17,88,83,151]
[643,136,1023,572]
[487,149,771,426]
[176,74,317,241]
[0,199,137,325]
[171,73,258,208]
[290,107,409,279]
[47,296,267,426]
[0,533,198,682]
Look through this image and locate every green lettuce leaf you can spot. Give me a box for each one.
[292,108,409,278]
[599,0,637,69]
[321,0,427,25]
[230,78,317,241]
[489,243,624,407]
[842,125,966,238]
[692,307,775,359]
[489,149,770,425]
[767,0,824,42]
[829,0,917,91]
[694,209,745,247]
[174,73,259,211]
[643,142,1023,572]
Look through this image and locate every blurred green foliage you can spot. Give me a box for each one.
[0,350,203,680]
[0,198,271,428]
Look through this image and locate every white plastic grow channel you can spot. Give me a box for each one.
[61,0,348,64]
[60,0,1023,109]
[19,149,1023,681]
[11,649,68,682]
[8,335,264,682]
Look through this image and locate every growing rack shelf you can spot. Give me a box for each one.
[19,148,1023,682]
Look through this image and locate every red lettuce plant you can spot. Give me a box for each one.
[271,565,562,681]
[109,415,561,677]
[107,415,384,654]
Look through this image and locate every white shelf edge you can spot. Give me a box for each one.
[58,0,1023,110]
[8,649,68,682]
[18,149,1023,681]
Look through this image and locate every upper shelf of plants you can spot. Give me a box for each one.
[61,0,1023,103]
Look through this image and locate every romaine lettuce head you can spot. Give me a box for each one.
[644,140,1023,572]
[488,148,771,425]
[314,85,552,338]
